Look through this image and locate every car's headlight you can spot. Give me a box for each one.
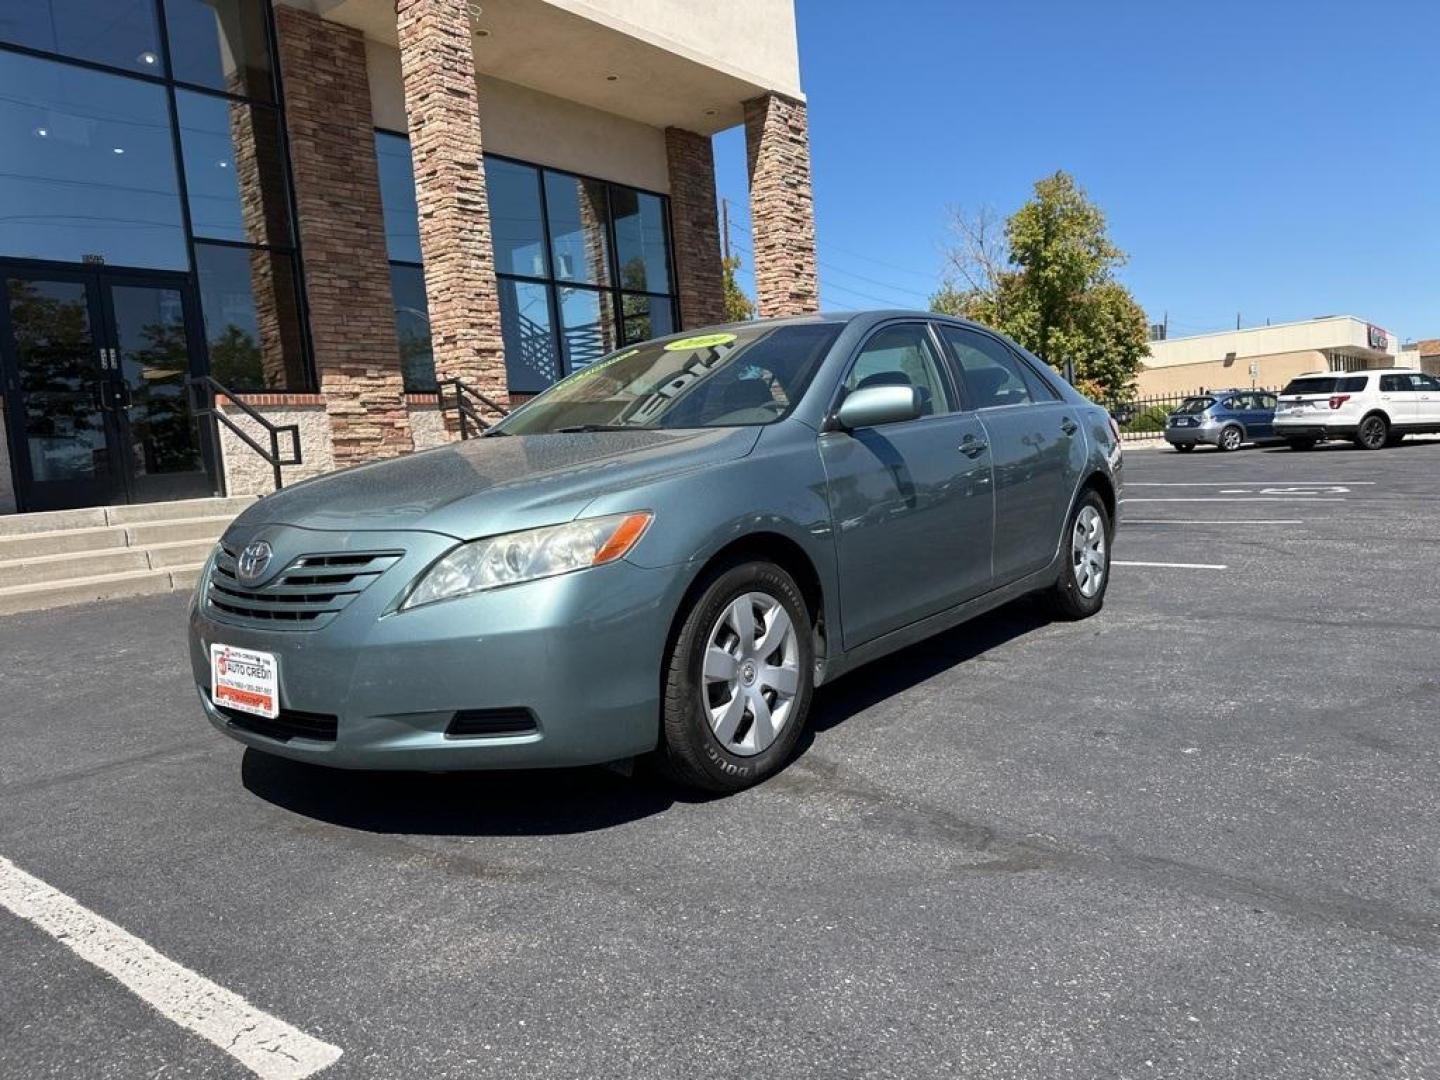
[401,511,652,609]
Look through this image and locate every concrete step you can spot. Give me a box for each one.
[0,526,131,561]
[0,547,150,589]
[124,515,235,547]
[144,538,218,569]
[0,495,256,537]
[0,564,204,616]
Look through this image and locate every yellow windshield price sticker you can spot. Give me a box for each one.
[663,333,737,352]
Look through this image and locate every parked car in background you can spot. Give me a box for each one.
[1164,389,1279,452]
[1274,369,1440,450]
[189,312,1122,794]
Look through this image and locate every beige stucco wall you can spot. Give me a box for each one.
[366,40,670,193]
[543,0,803,99]
[1136,350,1328,397]
[0,408,15,514]
[217,403,335,496]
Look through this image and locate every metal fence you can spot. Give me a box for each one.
[1104,386,1282,442]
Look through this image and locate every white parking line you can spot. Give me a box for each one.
[1126,481,1375,487]
[0,855,341,1080]
[1114,560,1227,570]
[1123,497,1344,503]
[1124,519,1302,525]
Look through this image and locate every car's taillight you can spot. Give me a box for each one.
[1329,394,1350,410]
[1108,416,1121,442]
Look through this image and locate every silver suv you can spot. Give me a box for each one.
[1273,369,1440,450]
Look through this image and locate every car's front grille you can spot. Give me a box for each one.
[206,693,339,742]
[205,545,403,630]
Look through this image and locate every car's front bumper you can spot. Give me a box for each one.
[188,525,688,771]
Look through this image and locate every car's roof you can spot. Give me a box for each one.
[1291,368,1415,378]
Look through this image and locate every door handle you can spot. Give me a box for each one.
[959,436,988,458]
[1061,417,1079,436]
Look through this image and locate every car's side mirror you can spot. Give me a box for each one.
[833,384,922,431]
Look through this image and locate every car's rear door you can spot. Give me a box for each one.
[1379,374,1417,426]
[818,321,995,648]
[934,324,1084,582]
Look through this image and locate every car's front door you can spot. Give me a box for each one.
[819,321,994,648]
[935,325,1084,583]
[1248,392,1277,438]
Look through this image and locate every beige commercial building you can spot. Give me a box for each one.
[1136,317,1406,397]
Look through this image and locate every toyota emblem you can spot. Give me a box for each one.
[237,540,273,582]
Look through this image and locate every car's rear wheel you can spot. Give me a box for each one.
[1218,425,1243,452]
[657,561,814,793]
[1355,413,1389,450]
[1049,490,1111,621]
[1286,438,1316,451]
[1174,443,1194,453]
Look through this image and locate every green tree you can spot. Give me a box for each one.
[722,255,755,322]
[931,171,1148,401]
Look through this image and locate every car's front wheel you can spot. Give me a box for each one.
[657,561,814,793]
[1049,490,1112,620]
[1173,443,1195,453]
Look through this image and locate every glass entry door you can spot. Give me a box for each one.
[1,265,214,512]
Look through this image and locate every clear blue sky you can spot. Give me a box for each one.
[715,0,1440,342]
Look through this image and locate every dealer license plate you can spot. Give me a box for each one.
[210,644,279,719]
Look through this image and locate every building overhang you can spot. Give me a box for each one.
[302,0,799,135]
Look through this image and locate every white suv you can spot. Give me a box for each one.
[1273,368,1440,450]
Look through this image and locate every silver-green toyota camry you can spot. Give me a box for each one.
[190,312,1122,793]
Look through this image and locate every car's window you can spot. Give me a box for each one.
[1381,374,1410,392]
[495,322,844,434]
[1419,374,1440,391]
[1283,376,1366,395]
[843,324,950,417]
[1255,393,1277,409]
[1222,395,1243,410]
[936,325,1033,409]
[1174,396,1214,415]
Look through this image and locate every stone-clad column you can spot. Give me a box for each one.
[743,93,819,317]
[395,0,507,417]
[273,6,413,465]
[664,127,726,329]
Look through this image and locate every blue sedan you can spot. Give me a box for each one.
[1165,389,1280,452]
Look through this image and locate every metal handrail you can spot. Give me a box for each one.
[186,375,302,491]
[437,377,510,439]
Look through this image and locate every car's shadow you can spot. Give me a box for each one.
[241,598,1053,837]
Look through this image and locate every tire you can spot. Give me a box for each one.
[1049,489,1112,621]
[657,561,814,793]
[1286,438,1316,451]
[1173,443,1195,453]
[1217,425,1243,452]
[1355,413,1389,450]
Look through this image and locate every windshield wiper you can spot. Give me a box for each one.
[552,424,634,433]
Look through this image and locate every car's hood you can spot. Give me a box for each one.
[235,427,761,538]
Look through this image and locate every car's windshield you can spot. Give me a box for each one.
[1173,396,1214,415]
[495,323,844,435]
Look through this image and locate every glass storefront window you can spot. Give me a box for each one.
[375,132,422,265]
[163,0,273,102]
[389,264,435,393]
[488,158,547,279]
[621,293,676,346]
[611,188,671,294]
[556,286,617,374]
[177,89,290,247]
[0,50,188,269]
[0,0,164,75]
[194,241,307,391]
[545,173,610,287]
[499,279,560,393]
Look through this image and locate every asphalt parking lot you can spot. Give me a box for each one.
[3,438,1440,1079]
